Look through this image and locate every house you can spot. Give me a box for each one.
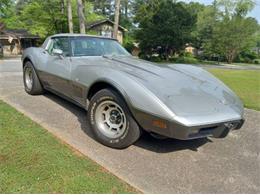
[0,24,40,56]
[87,19,127,44]
[185,44,197,56]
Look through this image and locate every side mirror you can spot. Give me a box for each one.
[52,48,63,57]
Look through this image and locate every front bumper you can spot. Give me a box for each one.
[167,119,244,140]
[134,109,244,140]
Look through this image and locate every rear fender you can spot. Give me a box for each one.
[22,49,35,67]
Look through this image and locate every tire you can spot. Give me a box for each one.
[87,88,141,149]
[23,61,44,95]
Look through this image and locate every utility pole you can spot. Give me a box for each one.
[113,0,120,40]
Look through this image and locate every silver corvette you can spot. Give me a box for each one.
[22,34,244,148]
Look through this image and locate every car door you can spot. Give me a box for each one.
[69,37,104,106]
[44,37,72,98]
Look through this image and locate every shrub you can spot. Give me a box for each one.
[235,50,258,63]
[183,52,194,58]
[124,42,135,53]
[253,59,260,64]
[173,56,199,64]
[150,55,162,62]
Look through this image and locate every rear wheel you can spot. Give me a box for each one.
[23,61,44,95]
[87,88,141,149]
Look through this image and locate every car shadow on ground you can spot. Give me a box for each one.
[44,92,211,153]
[135,134,211,153]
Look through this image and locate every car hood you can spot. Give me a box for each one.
[103,56,243,117]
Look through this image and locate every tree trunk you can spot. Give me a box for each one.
[61,0,65,14]
[165,45,170,61]
[82,0,86,16]
[226,50,236,64]
[77,0,86,34]
[60,0,65,32]
[67,0,73,33]
[124,0,128,18]
[113,0,121,40]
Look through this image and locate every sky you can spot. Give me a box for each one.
[181,0,260,23]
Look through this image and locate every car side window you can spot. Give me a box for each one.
[48,37,70,56]
[46,40,54,54]
[41,37,50,49]
[71,38,103,56]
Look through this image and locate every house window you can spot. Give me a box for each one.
[101,31,112,38]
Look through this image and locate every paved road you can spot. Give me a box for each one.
[198,64,260,70]
[164,63,260,70]
[0,59,260,193]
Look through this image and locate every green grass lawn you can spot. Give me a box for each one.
[208,69,260,111]
[0,100,138,193]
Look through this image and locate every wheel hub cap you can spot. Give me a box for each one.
[109,110,122,124]
[95,100,127,139]
[25,67,33,90]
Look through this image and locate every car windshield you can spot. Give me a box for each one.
[71,37,130,57]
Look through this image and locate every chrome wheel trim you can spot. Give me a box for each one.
[25,66,33,90]
[95,100,127,139]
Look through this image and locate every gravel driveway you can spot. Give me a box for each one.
[0,59,260,193]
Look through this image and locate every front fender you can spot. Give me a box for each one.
[73,66,176,122]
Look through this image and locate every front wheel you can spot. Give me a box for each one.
[87,88,141,149]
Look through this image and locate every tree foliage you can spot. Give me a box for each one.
[135,0,196,60]
[0,0,12,16]
[0,0,104,37]
[89,0,111,16]
[0,0,259,64]
[199,0,259,63]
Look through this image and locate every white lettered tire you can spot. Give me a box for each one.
[88,88,141,149]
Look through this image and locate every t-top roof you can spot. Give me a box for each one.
[50,33,117,40]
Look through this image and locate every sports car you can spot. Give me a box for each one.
[22,34,244,148]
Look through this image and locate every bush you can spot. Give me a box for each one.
[123,42,135,53]
[173,56,199,64]
[235,50,258,63]
[123,34,136,53]
[182,52,194,58]
[253,59,260,64]
[138,51,200,64]
[150,56,161,62]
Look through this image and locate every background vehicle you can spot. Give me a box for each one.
[0,43,3,58]
[22,34,244,149]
